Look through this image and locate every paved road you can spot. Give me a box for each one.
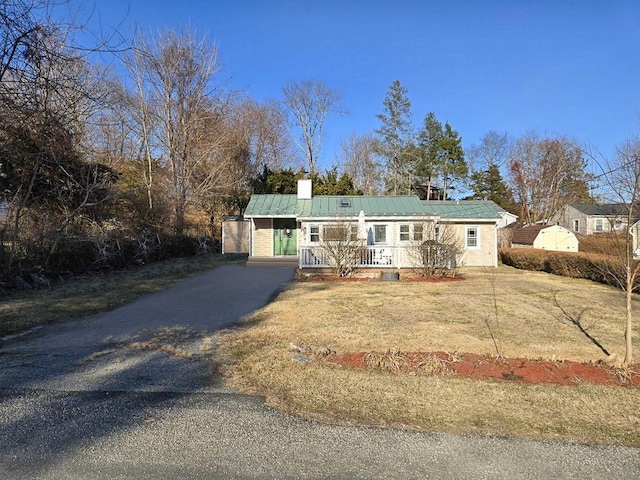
[1,265,638,479]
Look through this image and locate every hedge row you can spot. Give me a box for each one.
[499,248,630,290]
[3,235,222,281]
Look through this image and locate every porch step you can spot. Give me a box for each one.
[246,256,299,268]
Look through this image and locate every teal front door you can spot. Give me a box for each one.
[273,218,297,256]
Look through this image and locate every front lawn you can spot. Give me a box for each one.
[218,265,640,446]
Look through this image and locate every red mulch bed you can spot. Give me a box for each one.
[330,351,640,387]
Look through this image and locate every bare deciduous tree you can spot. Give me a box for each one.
[237,98,296,172]
[508,133,593,224]
[129,28,239,235]
[282,79,345,176]
[587,138,640,365]
[466,130,510,173]
[339,133,383,195]
[0,1,115,273]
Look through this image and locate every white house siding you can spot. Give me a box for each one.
[585,217,626,235]
[298,220,498,267]
[299,220,417,247]
[552,205,627,235]
[632,221,640,259]
[445,222,497,267]
[552,206,586,234]
[497,212,518,229]
[252,219,273,257]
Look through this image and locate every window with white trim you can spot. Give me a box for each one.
[374,224,387,244]
[350,224,358,241]
[400,223,425,242]
[595,219,603,232]
[573,219,579,232]
[323,225,345,241]
[309,225,320,242]
[413,223,424,242]
[399,224,410,241]
[466,226,479,249]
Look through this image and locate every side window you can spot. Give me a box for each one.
[466,226,479,248]
[374,225,387,244]
[310,225,320,242]
[573,220,579,232]
[413,223,424,242]
[350,224,358,242]
[323,225,347,241]
[399,224,410,241]
[595,219,603,232]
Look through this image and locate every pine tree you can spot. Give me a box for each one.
[416,113,466,200]
[468,163,515,211]
[374,80,413,195]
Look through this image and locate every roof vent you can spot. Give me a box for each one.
[339,198,351,207]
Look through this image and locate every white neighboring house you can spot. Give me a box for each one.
[551,204,629,235]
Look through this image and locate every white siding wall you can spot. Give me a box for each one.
[445,222,497,267]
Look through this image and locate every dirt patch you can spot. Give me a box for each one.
[330,351,640,387]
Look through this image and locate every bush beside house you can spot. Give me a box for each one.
[499,248,630,290]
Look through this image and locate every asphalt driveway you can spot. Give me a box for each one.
[0,264,295,392]
[0,264,638,479]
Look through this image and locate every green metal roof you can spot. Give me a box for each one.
[244,195,300,217]
[307,196,428,216]
[422,201,502,219]
[244,194,502,221]
[421,201,503,220]
[245,195,432,218]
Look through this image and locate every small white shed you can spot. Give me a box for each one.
[511,224,579,252]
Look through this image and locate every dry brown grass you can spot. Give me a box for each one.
[0,254,246,337]
[219,265,640,446]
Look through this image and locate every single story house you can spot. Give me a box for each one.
[511,224,579,252]
[551,204,629,235]
[242,180,501,269]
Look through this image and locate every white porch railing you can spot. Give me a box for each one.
[299,246,416,269]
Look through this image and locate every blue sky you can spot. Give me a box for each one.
[67,0,640,171]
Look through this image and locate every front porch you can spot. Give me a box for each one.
[299,245,417,269]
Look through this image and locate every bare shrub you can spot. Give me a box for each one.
[317,222,365,277]
[406,222,462,277]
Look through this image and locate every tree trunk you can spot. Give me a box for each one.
[625,268,634,365]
